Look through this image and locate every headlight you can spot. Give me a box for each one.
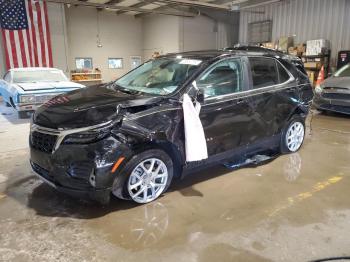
[20,95,36,103]
[63,126,112,144]
[315,85,323,94]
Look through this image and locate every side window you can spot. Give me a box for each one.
[277,62,291,83]
[197,59,242,97]
[249,57,279,89]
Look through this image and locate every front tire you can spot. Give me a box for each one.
[280,116,305,153]
[112,149,173,204]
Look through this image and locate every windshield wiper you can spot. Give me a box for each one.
[112,83,141,95]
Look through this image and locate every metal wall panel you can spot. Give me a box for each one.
[239,0,350,63]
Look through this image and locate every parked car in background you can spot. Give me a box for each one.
[0,67,85,118]
[29,48,313,205]
[313,63,350,115]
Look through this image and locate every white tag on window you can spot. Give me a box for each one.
[179,59,202,66]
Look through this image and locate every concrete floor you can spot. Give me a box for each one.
[0,104,350,262]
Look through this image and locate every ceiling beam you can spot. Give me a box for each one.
[116,0,157,15]
[134,3,187,18]
[105,0,125,4]
[47,0,196,17]
[156,0,230,10]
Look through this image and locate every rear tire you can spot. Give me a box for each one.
[112,149,173,204]
[280,116,305,153]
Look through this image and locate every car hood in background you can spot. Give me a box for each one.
[17,81,84,91]
[33,84,163,129]
[323,77,350,90]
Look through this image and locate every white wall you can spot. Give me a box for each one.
[66,7,143,82]
[180,15,218,52]
[142,14,230,60]
[47,3,69,73]
[142,15,180,60]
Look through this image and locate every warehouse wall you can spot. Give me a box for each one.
[66,6,143,82]
[0,34,6,78]
[179,15,224,52]
[47,3,69,73]
[142,15,180,60]
[239,0,350,64]
[142,14,230,60]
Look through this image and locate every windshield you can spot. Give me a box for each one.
[115,58,201,95]
[334,64,350,77]
[13,70,68,83]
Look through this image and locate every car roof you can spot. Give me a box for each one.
[161,46,299,63]
[9,67,61,72]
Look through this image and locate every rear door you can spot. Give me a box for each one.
[243,57,296,147]
[195,58,251,156]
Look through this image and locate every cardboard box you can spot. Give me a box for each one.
[278,36,294,52]
[304,62,322,69]
[289,50,301,57]
[296,43,306,54]
[288,46,297,53]
[306,39,330,56]
[263,42,275,49]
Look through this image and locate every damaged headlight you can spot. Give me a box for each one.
[63,126,112,144]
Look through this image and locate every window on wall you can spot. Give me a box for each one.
[130,56,142,69]
[108,58,123,69]
[75,58,93,69]
[248,20,272,44]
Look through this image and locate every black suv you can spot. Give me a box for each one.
[29,48,313,204]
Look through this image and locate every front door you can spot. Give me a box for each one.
[195,58,250,156]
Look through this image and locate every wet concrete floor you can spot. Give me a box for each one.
[0,104,350,262]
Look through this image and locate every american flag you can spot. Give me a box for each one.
[0,0,53,69]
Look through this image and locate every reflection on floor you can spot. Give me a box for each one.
[0,105,350,261]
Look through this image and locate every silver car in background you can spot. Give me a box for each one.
[313,63,350,115]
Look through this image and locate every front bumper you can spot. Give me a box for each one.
[313,94,350,115]
[30,135,132,203]
[31,161,111,202]
[16,102,40,112]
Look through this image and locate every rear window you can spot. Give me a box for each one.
[277,62,290,83]
[249,57,279,89]
[249,57,291,89]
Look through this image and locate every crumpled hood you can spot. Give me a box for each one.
[33,84,162,129]
[323,77,350,90]
[17,81,84,91]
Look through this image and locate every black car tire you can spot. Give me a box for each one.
[280,116,305,154]
[112,149,174,204]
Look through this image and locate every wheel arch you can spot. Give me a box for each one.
[131,140,184,178]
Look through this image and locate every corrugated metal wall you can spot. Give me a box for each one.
[239,0,350,64]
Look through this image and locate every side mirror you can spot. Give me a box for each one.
[196,88,205,103]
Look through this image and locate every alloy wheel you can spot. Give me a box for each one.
[127,158,168,203]
[286,122,305,152]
